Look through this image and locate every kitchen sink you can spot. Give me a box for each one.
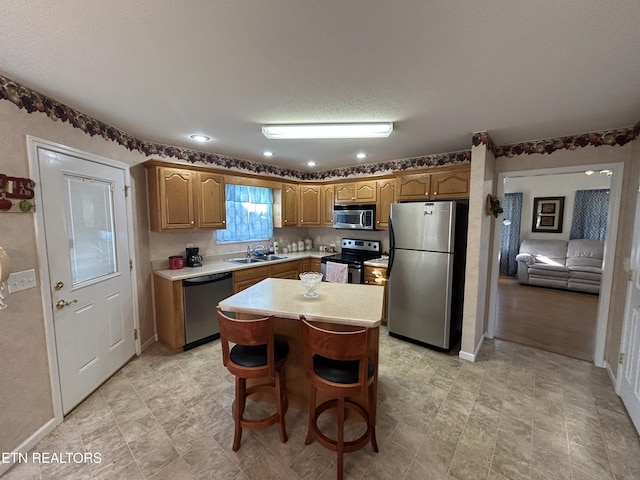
[225,255,288,264]
[254,255,288,261]
[225,257,263,264]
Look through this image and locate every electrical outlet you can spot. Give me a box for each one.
[7,269,37,294]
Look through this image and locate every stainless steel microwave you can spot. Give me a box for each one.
[332,205,375,230]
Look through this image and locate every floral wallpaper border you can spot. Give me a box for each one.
[472,123,639,158]
[1,74,638,180]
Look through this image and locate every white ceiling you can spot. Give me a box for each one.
[2,1,640,171]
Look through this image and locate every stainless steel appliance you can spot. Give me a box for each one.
[320,238,381,284]
[387,201,468,350]
[182,272,233,350]
[332,205,375,230]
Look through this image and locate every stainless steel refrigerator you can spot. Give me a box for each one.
[387,201,468,350]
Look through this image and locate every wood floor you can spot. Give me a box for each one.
[495,276,599,361]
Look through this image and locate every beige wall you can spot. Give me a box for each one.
[0,100,153,454]
[461,141,496,358]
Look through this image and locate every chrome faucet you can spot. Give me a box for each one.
[247,245,266,257]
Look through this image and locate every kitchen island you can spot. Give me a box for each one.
[218,277,384,424]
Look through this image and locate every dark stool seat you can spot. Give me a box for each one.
[300,316,378,480]
[217,307,289,451]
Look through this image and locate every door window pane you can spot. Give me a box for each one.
[64,175,117,285]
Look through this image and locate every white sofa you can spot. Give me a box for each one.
[515,239,604,294]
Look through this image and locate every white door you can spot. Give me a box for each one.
[37,146,135,414]
[619,192,640,434]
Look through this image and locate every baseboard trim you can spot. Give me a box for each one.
[604,360,617,390]
[459,335,485,362]
[0,417,59,476]
[141,334,157,352]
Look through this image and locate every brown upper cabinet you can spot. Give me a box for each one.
[299,184,322,226]
[281,183,299,227]
[375,178,396,229]
[397,167,470,202]
[146,165,226,232]
[334,180,377,204]
[321,184,334,226]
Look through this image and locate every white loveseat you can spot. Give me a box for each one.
[515,239,604,294]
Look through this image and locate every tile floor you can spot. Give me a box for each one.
[4,328,640,480]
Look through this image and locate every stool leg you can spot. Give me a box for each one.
[275,369,288,444]
[232,376,246,452]
[369,383,379,452]
[337,396,345,480]
[305,386,317,445]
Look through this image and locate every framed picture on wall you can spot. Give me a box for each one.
[532,196,565,233]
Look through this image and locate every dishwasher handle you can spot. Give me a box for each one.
[182,272,232,287]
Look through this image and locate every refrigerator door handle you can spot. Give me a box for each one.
[388,217,395,277]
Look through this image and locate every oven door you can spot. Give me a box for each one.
[320,262,362,284]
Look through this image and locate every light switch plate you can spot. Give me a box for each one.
[8,269,37,293]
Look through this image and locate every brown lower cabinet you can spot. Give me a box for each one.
[364,265,388,325]
[154,258,324,353]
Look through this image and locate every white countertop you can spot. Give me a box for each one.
[219,277,384,328]
[154,251,331,281]
[364,256,389,268]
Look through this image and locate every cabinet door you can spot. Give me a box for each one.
[310,258,322,273]
[299,258,312,274]
[354,181,377,203]
[299,184,321,226]
[397,174,431,201]
[282,184,299,226]
[233,266,270,293]
[159,167,195,230]
[431,170,470,199]
[321,184,334,226]
[335,184,355,204]
[270,260,300,279]
[196,172,226,229]
[376,179,396,229]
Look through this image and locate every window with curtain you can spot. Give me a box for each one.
[216,184,273,243]
[499,192,523,276]
[569,189,609,241]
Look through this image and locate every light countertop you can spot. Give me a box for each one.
[154,251,331,281]
[364,256,389,268]
[219,277,384,328]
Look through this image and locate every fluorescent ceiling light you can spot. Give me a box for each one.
[262,151,274,157]
[262,123,393,139]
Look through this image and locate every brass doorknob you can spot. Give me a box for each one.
[56,299,78,309]
[54,281,64,291]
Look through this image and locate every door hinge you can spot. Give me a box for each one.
[124,185,130,197]
[134,328,139,341]
[629,270,636,282]
[619,352,626,364]
[129,259,133,271]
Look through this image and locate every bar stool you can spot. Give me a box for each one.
[300,316,378,480]
[217,307,289,451]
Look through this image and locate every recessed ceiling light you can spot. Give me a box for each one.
[189,134,211,142]
[262,122,393,139]
[356,153,367,159]
[585,170,594,175]
[306,161,317,167]
[262,151,274,157]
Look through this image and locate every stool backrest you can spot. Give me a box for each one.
[300,316,370,392]
[217,307,276,376]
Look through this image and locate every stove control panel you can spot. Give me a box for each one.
[341,238,381,254]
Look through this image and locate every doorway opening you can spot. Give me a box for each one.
[487,163,623,367]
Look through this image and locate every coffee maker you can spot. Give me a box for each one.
[185,247,203,267]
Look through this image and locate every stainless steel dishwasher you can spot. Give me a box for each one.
[182,272,233,350]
